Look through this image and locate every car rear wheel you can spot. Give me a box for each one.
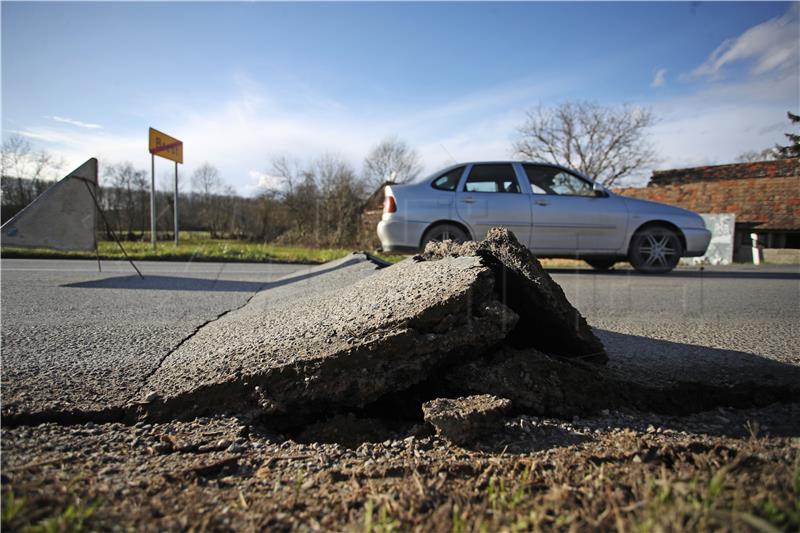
[421,223,469,249]
[628,226,683,274]
[585,259,616,271]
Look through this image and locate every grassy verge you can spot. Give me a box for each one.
[1,240,364,265]
[0,241,613,268]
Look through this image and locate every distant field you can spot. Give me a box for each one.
[0,238,394,265]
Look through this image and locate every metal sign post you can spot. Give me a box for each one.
[148,128,184,249]
[174,161,179,246]
[150,153,156,250]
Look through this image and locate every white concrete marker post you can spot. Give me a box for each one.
[751,232,760,265]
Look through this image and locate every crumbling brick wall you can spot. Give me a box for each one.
[614,158,800,231]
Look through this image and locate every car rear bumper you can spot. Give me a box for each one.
[377,219,427,252]
[683,227,712,257]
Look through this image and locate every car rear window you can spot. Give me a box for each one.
[464,164,520,193]
[431,166,464,191]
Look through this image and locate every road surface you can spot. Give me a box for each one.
[2,258,798,422]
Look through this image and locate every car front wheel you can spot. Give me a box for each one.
[628,226,683,274]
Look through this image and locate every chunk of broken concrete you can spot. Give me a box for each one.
[443,347,624,418]
[143,255,519,420]
[416,227,606,363]
[422,394,512,444]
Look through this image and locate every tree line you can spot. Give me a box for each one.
[1,135,422,248]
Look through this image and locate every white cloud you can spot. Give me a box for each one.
[49,115,102,129]
[643,68,797,181]
[16,73,562,195]
[651,68,667,88]
[692,4,799,78]
[248,170,284,192]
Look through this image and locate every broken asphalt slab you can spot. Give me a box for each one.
[139,228,607,423]
[1,254,385,425]
[417,228,606,362]
[141,254,520,420]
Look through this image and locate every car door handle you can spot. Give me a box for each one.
[460,198,476,204]
[535,200,549,206]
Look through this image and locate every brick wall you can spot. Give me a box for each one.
[651,158,800,186]
[615,158,800,230]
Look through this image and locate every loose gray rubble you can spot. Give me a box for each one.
[422,394,512,444]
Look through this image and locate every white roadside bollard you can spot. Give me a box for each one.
[750,232,761,265]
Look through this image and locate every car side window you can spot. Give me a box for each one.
[523,165,594,196]
[464,164,520,193]
[431,166,464,191]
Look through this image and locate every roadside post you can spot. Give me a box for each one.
[148,128,184,249]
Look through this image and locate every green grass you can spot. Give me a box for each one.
[1,230,412,264]
[2,487,101,533]
[2,239,364,265]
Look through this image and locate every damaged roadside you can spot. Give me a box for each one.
[2,228,798,532]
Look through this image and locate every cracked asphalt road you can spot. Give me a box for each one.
[2,258,798,422]
[0,257,379,420]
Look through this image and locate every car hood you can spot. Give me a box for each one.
[618,195,707,229]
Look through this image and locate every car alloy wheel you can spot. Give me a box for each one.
[629,227,682,274]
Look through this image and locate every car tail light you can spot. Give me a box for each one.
[383,195,397,214]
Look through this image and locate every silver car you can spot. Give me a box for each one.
[377,161,711,273]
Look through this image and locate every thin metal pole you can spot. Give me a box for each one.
[174,161,179,246]
[82,179,143,279]
[151,153,157,250]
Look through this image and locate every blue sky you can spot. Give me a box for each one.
[3,1,798,193]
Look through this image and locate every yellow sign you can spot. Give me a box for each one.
[148,127,183,164]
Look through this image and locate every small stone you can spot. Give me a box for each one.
[226,443,245,453]
[152,442,173,455]
[422,394,512,445]
[144,391,158,403]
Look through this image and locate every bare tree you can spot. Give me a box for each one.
[105,162,148,238]
[513,101,657,186]
[267,154,366,246]
[1,135,63,180]
[362,136,422,190]
[191,162,222,197]
[190,163,227,237]
[735,147,777,163]
[1,135,64,210]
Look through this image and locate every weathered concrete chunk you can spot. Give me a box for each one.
[444,347,623,418]
[417,227,607,363]
[422,394,512,444]
[143,256,519,420]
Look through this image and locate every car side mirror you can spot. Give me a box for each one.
[592,182,608,197]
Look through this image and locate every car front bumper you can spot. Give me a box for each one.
[683,227,713,257]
